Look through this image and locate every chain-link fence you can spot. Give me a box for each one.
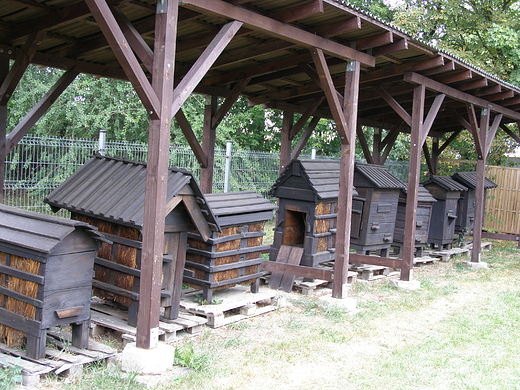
[4,135,474,214]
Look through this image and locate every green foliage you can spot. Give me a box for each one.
[0,359,23,390]
[64,362,143,390]
[174,341,215,372]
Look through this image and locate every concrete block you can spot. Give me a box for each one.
[318,295,357,312]
[463,261,488,270]
[120,342,175,375]
[389,279,421,290]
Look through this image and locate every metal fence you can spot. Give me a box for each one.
[4,135,474,215]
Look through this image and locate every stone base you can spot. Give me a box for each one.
[318,295,357,312]
[120,342,175,375]
[389,279,421,290]
[463,261,489,270]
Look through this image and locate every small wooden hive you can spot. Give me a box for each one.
[44,155,219,326]
[351,163,406,257]
[451,171,498,235]
[184,191,276,302]
[0,204,105,359]
[393,185,437,258]
[269,159,362,268]
[421,175,468,249]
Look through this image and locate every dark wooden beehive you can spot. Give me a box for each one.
[422,175,468,249]
[184,191,276,302]
[393,185,437,257]
[451,172,498,235]
[269,159,363,268]
[351,163,406,256]
[0,204,105,359]
[44,155,219,326]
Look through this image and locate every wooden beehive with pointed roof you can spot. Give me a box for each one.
[45,155,219,325]
[451,172,498,235]
[422,175,468,249]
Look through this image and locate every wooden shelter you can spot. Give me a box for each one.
[44,154,219,326]
[0,203,105,359]
[451,171,498,236]
[393,185,437,258]
[2,0,520,347]
[422,175,468,250]
[351,162,405,256]
[185,191,276,302]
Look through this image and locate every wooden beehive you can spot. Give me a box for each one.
[184,191,276,302]
[393,185,437,257]
[451,171,498,235]
[0,204,105,359]
[351,163,406,257]
[44,155,219,326]
[422,175,468,250]
[269,159,363,268]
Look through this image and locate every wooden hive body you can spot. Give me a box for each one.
[422,176,468,249]
[185,191,276,302]
[44,155,218,326]
[350,163,405,257]
[0,204,104,359]
[270,160,366,268]
[393,185,437,257]
[451,172,498,235]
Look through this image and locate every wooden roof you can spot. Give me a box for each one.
[2,0,520,137]
[44,155,219,233]
[0,203,105,256]
[451,171,498,190]
[422,175,469,192]
[354,162,405,189]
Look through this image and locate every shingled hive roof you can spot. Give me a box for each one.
[44,155,218,229]
[354,162,406,189]
[451,171,498,190]
[401,184,437,203]
[203,191,276,227]
[0,203,105,257]
[421,175,469,192]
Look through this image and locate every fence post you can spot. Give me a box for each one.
[98,129,106,156]
[224,140,232,193]
[311,147,316,159]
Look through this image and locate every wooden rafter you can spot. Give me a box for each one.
[356,31,393,51]
[375,86,411,126]
[85,0,160,119]
[291,116,320,160]
[2,70,78,156]
[174,109,208,166]
[182,0,375,67]
[271,0,324,23]
[212,77,251,129]
[289,97,325,139]
[0,30,45,106]
[313,16,361,37]
[372,39,408,57]
[171,20,243,116]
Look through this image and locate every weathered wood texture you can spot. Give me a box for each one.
[0,204,103,359]
[184,191,275,302]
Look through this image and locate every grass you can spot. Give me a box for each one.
[41,240,520,389]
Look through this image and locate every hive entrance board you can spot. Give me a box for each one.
[268,245,304,292]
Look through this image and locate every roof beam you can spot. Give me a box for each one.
[171,20,243,116]
[174,109,208,166]
[271,0,324,23]
[375,86,411,126]
[372,39,408,57]
[313,16,361,37]
[0,30,45,106]
[356,31,393,51]
[181,0,375,67]
[362,56,444,84]
[404,71,520,121]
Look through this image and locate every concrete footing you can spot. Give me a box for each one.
[120,342,175,375]
[389,279,421,290]
[318,295,357,312]
[463,261,489,270]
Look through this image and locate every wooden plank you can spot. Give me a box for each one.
[182,0,375,66]
[349,253,402,269]
[261,261,333,281]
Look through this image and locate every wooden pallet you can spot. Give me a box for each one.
[429,247,470,262]
[291,271,357,296]
[413,256,440,266]
[180,285,279,328]
[464,241,493,251]
[0,329,116,387]
[89,301,207,343]
[349,264,392,281]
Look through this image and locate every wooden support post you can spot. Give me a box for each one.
[137,1,178,349]
[280,111,293,173]
[400,85,425,281]
[431,136,439,175]
[332,60,360,298]
[0,58,8,203]
[200,95,217,193]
